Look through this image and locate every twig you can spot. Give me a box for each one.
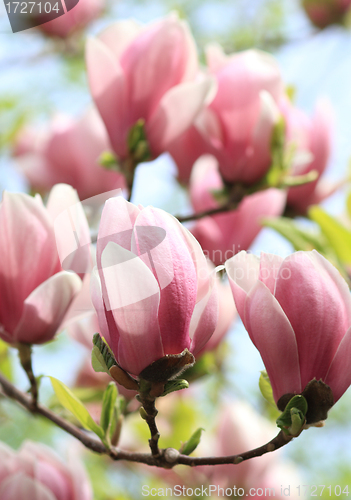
[0,372,294,467]
[17,344,38,408]
[139,395,161,457]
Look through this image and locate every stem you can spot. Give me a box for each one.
[0,372,295,467]
[139,394,161,457]
[17,344,38,408]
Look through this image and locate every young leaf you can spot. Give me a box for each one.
[309,206,351,265]
[49,376,104,439]
[91,345,110,375]
[181,428,204,456]
[259,371,275,407]
[100,383,118,434]
[276,395,308,435]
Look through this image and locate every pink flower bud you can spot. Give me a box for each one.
[91,197,219,376]
[225,250,351,413]
[14,108,126,200]
[280,96,334,214]
[0,187,84,345]
[302,0,351,29]
[86,15,214,161]
[34,0,104,38]
[0,441,92,500]
[169,46,283,185]
[189,155,286,265]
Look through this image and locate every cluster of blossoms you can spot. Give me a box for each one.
[2,6,351,499]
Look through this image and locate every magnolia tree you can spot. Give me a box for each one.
[2,0,351,498]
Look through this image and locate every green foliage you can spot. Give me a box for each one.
[49,376,104,440]
[259,371,275,407]
[181,427,204,455]
[276,395,308,436]
[0,340,13,381]
[309,205,351,266]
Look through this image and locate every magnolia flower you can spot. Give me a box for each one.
[280,96,334,214]
[14,108,126,200]
[225,250,351,421]
[189,155,287,265]
[0,186,86,345]
[0,441,92,500]
[34,0,104,38]
[86,14,214,161]
[91,197,218,376]
[168,45,283,185]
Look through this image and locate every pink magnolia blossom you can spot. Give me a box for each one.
[14,108,126,200]
[225,250,351,411]
[0,441,92,500]
[302,0,351,29]
[35,0,104,38]
[196,267,237,356]
[189,155,286,265]
[91,197,218,376]
[168,45,283,185]
[86,15,214,161]
[0,186,85,345]
[280,97,334,214]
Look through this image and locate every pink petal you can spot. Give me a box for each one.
[120,16,191,122]
[258,252,284,294]
[245,280,301,401]
[147,78,215,156]
[98,19,141,60]
[225,251,260,324]
[90,269,115,350]
[131,208,197,354]
[190,270,219,355]
[86,38,128,157]
[325,325,351,403]
[48,184,91,276]
[274,250,351,389]
[14,271,82,345]
[0,192,58,334]
[190,155,222,213]
[101,241,163,375]
[0,473,56,500]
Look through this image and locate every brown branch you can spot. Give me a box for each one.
[0,371,295,467]
[176,203,239,223]
[138,395,161,457]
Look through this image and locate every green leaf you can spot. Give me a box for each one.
[100,383,118,434]
[263,216,330,253]
[161,379,189,397]
[91,346,110,375]
[259,371,275,407]
[276,395,308,435]
[309,206,351,265]
[98,151,120,171]
[49,377,104,439]
[181,427,204,456]
[0,339,13,381]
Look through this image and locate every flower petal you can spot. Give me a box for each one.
[245,280,301,401]
[86,37,128,157]
[0,473,56,500]
[0,192,58,334]
[131,207,196,354]
[274,250,351,389]
[101,241,163,375]
[325,325,351,403]
[14,271,82,344]
[147,78,215,155]
[225,251,259,324]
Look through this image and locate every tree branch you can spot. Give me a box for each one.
[0,371,295,467]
